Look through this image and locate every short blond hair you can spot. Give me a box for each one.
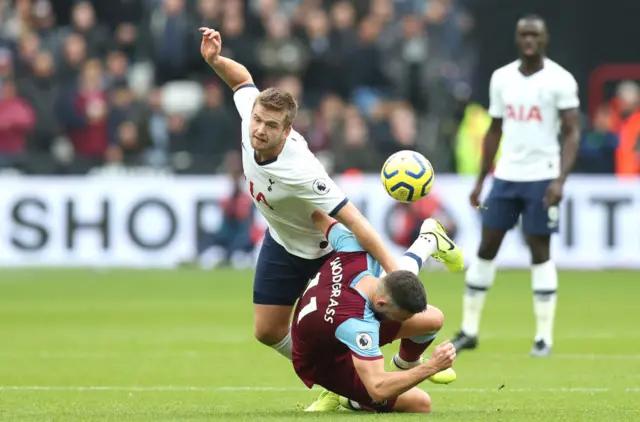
[255,88,298,128]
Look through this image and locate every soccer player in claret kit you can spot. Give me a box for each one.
[292,211,458,413]
[451,15,581,357]
[198,26,464,393]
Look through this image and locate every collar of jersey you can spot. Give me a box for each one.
[254,151,278,166]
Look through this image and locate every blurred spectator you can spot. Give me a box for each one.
[15,31,41,76]
[332,106,383,173]
[347,16,390,116]
[106,120,146,166]
[383,15,429,112]
[146,0,196,84]
[302,9,338,105]
[192,151,256,269]
[57,58,109,172]
[104,50,130,88]
[0,46,14,84]
[66,1,109,57]
[107,80,143,146]
[195,0,222,29]
[112,22,138,63]
[217,9,256,79]
[167,113,188,155]
[58,32,87,86]
[576,105,619,174]
[138,87,170,167]
[186,81,235,170]
[0,78,35,168]
[31,0,62,55]
[608,81,640,132]
[17,50,59,153]
[257,12,307,79]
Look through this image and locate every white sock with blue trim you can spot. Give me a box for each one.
[398,234,438,275]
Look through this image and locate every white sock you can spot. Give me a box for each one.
[461,258,496,337]
[397,234,439,275]
[270,331,293,360]
[532,261,558,346]
[393,354,421,369]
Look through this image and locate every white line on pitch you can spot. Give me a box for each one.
[1,352,639,360]
[0,386,638,393]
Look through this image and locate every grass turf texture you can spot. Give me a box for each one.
[0,269,639,421]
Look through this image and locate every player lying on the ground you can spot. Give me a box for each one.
[199,27,400,361]
[291,211,459,413]
[452,15,580,357]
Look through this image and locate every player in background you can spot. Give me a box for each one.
[293,212,458,413]
[452,15,581,357]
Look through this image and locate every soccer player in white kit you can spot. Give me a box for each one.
[451,15,581,357]
[198,27,401,359]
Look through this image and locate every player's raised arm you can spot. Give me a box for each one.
[351,341,456,403]
[199,27,254,92]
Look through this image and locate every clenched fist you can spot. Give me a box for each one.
[199,27,222,64]
[429,340,457,372]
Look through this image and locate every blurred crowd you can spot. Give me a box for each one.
[0,0,476,175]
[1,0,638,179]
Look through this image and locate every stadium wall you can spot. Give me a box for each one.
[0,175,639,269]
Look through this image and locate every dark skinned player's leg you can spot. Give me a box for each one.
[523,180,560,356]
[454,180,523,351]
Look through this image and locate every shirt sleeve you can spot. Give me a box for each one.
[487,71,504,118]
[233,84,260,121]
[556,73,580,110]
[291,173,348,217]
[335,317,382,359]
[326,223,364,253]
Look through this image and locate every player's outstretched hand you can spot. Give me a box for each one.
[199,27,222,64]
[469,182,483,209]
[429,340,456,372]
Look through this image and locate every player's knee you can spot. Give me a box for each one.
[414,391,432,413]
[477,241,499,261]
[529,248,550,265]
[527,237,550,264]
[426,306,444,332]
[253,324,288,346]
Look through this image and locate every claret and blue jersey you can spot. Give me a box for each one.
[291,222,392,377]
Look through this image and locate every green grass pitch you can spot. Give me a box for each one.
[0,269,639,421]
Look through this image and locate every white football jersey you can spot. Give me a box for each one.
[489,58,580,181]
[234,85,347,259]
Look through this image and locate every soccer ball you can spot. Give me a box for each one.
[380,150,435,202]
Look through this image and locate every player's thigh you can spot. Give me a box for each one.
[253,229,327,307]
[392,387,432,413]
[522,179,559,236]
[479,180,522,257]
[392,305,445,341]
